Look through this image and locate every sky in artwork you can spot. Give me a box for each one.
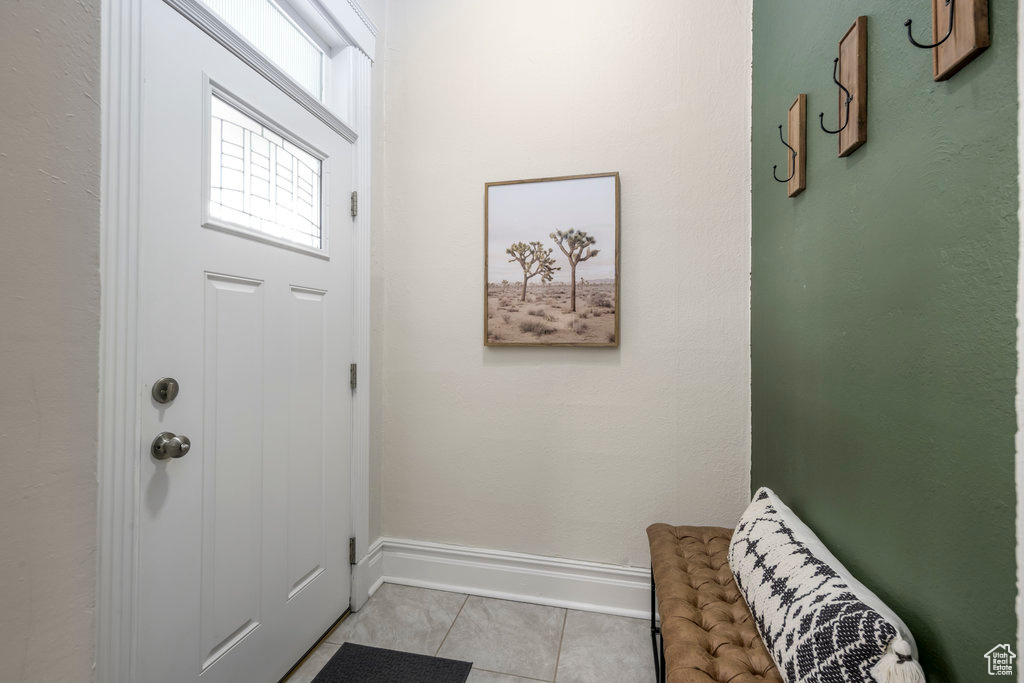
[487,175,616,284]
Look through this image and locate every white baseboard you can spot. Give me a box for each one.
[363,537,651,619]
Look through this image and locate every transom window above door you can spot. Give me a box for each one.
[206,89,325,252]
[199,0,324,98]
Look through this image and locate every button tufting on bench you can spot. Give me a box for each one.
[648,524,783,683]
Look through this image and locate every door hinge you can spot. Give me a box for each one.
[349,537,357,565]
[350,190,358,218]
[350,363,357,391]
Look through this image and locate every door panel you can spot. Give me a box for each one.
[137,1,353,681]
[200,273,265,670]
[286,286,327,599]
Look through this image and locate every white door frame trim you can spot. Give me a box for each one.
[348,46,374,611]
[96,1,374,679]
[97,2,144,680]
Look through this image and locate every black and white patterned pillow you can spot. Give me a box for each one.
[728,488,922,683]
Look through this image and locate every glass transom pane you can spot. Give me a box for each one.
[200,0,324,98]
[209,95,323,250]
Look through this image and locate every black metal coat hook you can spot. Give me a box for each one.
[773,125,797,183]
[906,0,955,49]
[819,58,853,135]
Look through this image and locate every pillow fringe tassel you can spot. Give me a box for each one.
[871,638,925,683]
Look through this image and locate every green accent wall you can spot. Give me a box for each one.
[751,2,1018,682]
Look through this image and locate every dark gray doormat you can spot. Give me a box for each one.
[310,643,472,682]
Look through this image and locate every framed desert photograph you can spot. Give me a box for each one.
[485,172,620,347]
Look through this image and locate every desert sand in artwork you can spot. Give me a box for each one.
[487,281,615,344]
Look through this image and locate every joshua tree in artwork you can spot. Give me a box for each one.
[506,241,560,301]
[550,229,599,312]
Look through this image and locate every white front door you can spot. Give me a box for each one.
[136,2,353,681]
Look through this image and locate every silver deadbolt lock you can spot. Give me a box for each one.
[151,432,191,460]
[152,377,180,404]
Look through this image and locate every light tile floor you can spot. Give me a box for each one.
[286,583,655,682]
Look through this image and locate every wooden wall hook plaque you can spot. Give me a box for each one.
[912,0,990,80]
[837,17,868,157]
[787,94,807,198]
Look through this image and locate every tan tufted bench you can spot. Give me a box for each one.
[647,524,782,683]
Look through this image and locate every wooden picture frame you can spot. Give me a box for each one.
[484,172,620,347]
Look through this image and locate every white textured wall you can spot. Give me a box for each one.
[377,0,753,566]
[0,1,101,681]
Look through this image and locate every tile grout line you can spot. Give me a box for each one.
[434,593,470,656]
[550,608,568,682]
[474,666,550,682]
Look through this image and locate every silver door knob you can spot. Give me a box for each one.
[151,432,191,460]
